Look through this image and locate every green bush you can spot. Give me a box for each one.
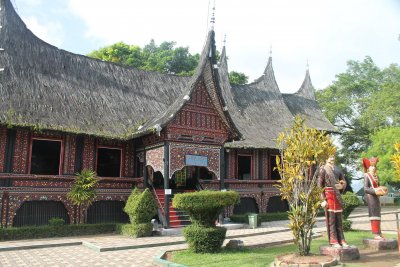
[343,219,352,231]
[124,188,157,224]
[173,190,240,227]
[116,223,153,238]
[183,225,227,253]
[0,223,117,241]
[342,191,361,219]
[230,213,261,226]
[48,218,65,226]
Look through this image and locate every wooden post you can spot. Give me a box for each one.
[396,213,400,254]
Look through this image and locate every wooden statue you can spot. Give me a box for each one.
[318,155,349,248]
[363,157,387,239]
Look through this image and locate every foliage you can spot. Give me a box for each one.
[275,116,335,256]
[0,223,117,241]
[116,223,153,238]
[341,191,361,220]
[123,188,157,237]
[123,188,141,223]
[88,40,200,76]
[392,143,400,181]
[316,57,400,174]
[172,190,239,227]
[183,225,227,253]
[67,169,98,223]
[361,127,400,185]
[228,71,248,85]
[342,219,353,232]
[172,231,397,267]
[48,218,65,227]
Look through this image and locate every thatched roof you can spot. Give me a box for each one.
[0,0,240,140]
[282,70,336,132]
[219,48,335,149]
[0,0,333,148]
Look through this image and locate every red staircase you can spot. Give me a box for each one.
[153,189,191,228]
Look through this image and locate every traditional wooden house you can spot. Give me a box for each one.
[0,0,335,228]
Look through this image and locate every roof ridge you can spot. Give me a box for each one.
[295,69,315,100]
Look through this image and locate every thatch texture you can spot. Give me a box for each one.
[219,49,335,149]
[0,0,333,148]
[0,0,192,139]
[282,70,336,133]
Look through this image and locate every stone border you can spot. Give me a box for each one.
[154,251,187,267]
[0,241,82,252]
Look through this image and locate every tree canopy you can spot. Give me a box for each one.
[88,40,249,84]
[316,56,400,185]
[87,40,199,76]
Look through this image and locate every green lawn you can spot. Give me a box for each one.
[171,231,396,267]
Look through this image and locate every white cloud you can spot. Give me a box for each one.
[63,0,400,92]
[22,16,64,48]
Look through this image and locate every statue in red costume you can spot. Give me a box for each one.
[363,157,388,239]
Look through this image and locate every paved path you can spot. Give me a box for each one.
[0,206,399,267]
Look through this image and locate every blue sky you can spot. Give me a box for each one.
[12,0,400,93]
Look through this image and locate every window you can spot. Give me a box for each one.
[30,139,62,175]
[238,155,252,180]
[270,155,281,180]
[97,148,121,177]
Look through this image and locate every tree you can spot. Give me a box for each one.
[229,71,248,85]
[276,116,335,256]
[88,40,200,76]
[392,143,400,181]
[316,57,400,175]
[361,127,400,185]
[67,169,98,224]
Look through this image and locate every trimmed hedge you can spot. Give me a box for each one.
[0,223,117,241]
[124,188,157,224]
[342,191,361,220]
[183,225,227,253]
[173,190,240,227]
[343,219,352,232]
[116,223,153,238]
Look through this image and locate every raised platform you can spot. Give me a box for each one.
[319,245,360,261]
[363,238,398,250]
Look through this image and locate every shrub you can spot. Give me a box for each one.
[172,190,240,227]
[0,223,116,241]
[183,225,227,253]
[342,191,361,220]
[343,219,352,232]
[116,223,153,238]
[124,188,157,224]
[123,188,157,237]
[48,218,65,227]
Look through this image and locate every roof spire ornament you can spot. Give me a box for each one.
[223,34,226,47]
[210,0,216,30]
[306,59,309,71]
[269,45,272,58]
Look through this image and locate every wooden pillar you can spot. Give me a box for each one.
[163,142,170,228]
[220,147,225,190]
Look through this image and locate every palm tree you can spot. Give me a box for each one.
[67,169,98,224]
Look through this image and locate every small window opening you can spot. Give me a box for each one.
[238,155,251,180]
[30,139,61,175]
[97,148,121,177]
[270,155,281,180]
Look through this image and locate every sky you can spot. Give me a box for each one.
[11,0,400,93]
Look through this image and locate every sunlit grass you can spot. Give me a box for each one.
[172,231,396,267]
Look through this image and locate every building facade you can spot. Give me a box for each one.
[0,0,335,228]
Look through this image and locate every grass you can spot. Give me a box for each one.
[172,231,397,267]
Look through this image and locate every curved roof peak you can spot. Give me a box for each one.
[249,56,280,93]
[295,69,315,100]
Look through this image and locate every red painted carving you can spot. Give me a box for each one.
[12,129,30,173]
[169,143,220,179]
[82,136,95,170]
[146,146,164,174]
[63,135,77,175]
[0,127,7,172]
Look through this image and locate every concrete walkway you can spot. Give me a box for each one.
[0,206,399,267]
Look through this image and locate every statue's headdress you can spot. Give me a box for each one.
[362,157,379,173]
